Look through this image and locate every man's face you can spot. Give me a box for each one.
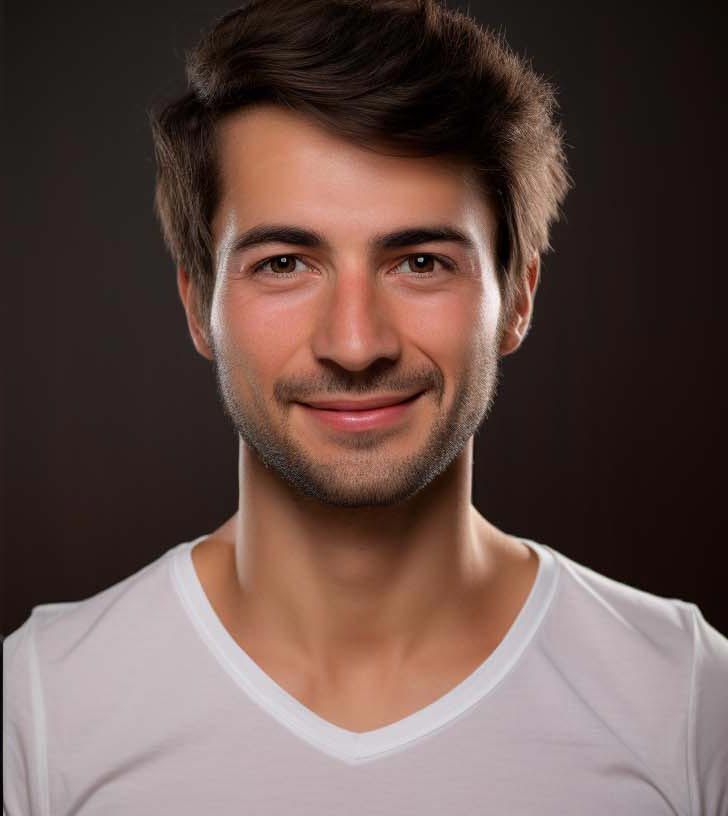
[204,104,505,508]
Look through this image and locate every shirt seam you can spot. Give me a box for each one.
[685,602,699,816]
[28,613,51,816]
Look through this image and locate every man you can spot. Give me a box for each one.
[4,0,727,813]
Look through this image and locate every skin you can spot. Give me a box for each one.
[177,103,541,732]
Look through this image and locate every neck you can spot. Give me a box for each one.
[217,436,510,683]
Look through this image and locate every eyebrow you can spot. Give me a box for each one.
[227,224,477,256]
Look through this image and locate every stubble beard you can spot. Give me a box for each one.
[210,338,500,509]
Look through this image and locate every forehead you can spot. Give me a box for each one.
[212,104,496,247]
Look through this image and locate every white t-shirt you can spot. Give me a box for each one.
[4,535,728,816]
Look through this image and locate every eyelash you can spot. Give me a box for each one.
[250,253,454,279]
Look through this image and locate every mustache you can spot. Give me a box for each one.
[276,375,441,404]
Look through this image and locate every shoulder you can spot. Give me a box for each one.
[549,547,699,644]
[541,545,728,815]
[3,540,196,815]
[6,543,181,665]
[534,544,703,742]
[3,540,191,721]
[551,544,728,697]
[544,545,728,685]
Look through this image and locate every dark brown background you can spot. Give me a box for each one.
[3,0,727,636]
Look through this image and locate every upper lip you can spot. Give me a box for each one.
[300,391,424,410]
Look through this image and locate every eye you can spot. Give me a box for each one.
[251,255,309,279]
[392,254,452,278]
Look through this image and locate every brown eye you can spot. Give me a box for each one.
[395,254,451,277]
[270,256,295,274]
[407,255,436,274]
[253,255,304,278]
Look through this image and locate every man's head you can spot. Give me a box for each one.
[151,0,571,508]
[151,0,570,339]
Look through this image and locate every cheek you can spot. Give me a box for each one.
[411,283,499,361]
[210,283,308,378]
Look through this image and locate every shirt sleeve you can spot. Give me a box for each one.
[3,615,48,816]
[688,603,728,816]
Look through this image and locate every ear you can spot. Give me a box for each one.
[176,266,214,361]
[499,252,540,357]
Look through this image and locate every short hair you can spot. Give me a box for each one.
[150,0,572,334]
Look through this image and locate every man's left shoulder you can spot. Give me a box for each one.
[549,547,711,658]
[542,546,728,814]
[539,545,728,725]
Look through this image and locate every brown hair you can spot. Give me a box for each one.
[150,0,572,334]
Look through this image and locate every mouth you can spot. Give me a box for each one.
[300,390,424,411]
[296,391,425,432]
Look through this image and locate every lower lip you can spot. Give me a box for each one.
[298,392,424,431]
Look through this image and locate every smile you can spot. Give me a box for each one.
[297,391,425,432]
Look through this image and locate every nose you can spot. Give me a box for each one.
[309,263,402,372]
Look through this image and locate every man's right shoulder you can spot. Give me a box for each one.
[3,542,181,670]
[3,542,193,816]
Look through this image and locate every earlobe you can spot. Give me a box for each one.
[499,321,527,357]
[176,266,215,361]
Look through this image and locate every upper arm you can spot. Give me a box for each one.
[687,603,728,816]
[3,616,47,816]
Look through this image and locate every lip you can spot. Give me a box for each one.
[297,391,425,432]
[300,391,423,411]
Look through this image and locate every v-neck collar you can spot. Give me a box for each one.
[169,533,559,765]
